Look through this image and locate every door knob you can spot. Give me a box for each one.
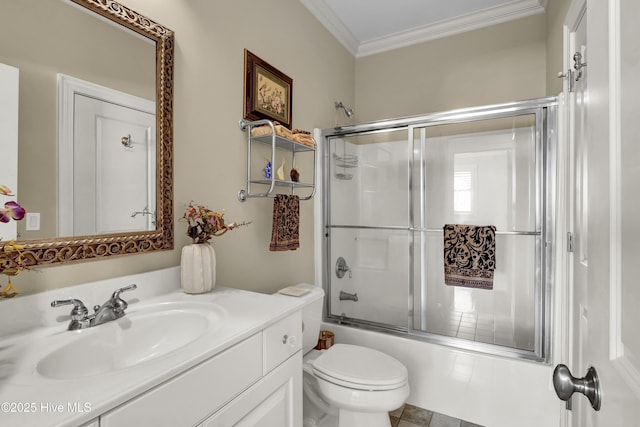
[553,364,601,411]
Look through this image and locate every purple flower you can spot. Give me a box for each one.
[0,201,26,223]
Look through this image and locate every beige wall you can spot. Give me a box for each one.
[11,0,355,295]
[7,1,573,296]
[354,14,548,122]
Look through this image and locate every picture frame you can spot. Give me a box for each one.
[243,49,293,129]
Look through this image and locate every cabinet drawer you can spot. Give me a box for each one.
[263,312,302,374]
[101,333,262,427]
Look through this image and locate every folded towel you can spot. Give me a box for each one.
[250,121,293,139]
[269,194,300,251]
[443,224,496,290]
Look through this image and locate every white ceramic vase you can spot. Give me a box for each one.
[180,243,216,294]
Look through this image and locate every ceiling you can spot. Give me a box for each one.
[300,0,548,57]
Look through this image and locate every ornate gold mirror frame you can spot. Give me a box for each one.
[0,0,174,272]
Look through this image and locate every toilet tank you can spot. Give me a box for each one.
[283,283,324,354]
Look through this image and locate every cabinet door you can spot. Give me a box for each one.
[201,351,301,427]
[101,334,262,427]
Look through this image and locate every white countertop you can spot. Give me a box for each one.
[0,268,307,427]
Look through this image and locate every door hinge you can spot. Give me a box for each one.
[567,232,574,253]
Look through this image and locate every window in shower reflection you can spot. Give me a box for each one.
[453,166,474,213]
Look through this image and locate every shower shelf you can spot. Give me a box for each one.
[238,118,316,202]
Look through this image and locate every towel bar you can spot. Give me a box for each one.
[327,224,540,236]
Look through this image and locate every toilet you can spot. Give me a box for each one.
[291,284,410,427]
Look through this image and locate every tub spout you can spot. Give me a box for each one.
[339,291,358,302]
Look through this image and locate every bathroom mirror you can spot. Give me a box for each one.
[0,0,174,271]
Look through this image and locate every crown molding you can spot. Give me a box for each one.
[357,0,545,57]
[299,0,359,56]
[301,0,546,58]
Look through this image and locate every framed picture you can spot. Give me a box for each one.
[243,49,293,129]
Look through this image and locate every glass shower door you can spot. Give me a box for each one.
[321,98,556,361]
[411,114,542,352]
[326,130,411,330]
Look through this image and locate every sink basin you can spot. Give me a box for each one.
[36,302,224,380]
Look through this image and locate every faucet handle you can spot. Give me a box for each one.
[51,299,89,320]
[110,284,137,314]
[111,284,137,300]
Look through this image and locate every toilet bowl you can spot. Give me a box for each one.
[280,284,410,427]
[305,344,409,427]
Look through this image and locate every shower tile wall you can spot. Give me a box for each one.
[330,227,409,326]
[330,136,408,227]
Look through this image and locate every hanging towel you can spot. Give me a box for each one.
[269,194,300,251]
[443,224,496,290]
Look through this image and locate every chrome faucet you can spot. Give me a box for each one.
[51,284,137,330]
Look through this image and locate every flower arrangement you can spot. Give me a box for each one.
[0,185,26,298]
[182,202,250,244]
[0,185,25,225]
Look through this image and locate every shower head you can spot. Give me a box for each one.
[335,101,354,118]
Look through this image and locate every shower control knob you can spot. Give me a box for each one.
[336,257,352,279]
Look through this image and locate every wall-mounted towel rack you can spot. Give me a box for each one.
[238,119,316,202]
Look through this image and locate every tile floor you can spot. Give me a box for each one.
[390,404,485,427]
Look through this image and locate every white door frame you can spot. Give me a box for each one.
[561,0,640,424]
[558,3,588,426]
[57,74,155,236]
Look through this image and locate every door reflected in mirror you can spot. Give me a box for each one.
[57,75,157,236]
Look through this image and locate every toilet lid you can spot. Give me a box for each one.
[312,344,407,391]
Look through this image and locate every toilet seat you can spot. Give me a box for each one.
[312,344,408,391]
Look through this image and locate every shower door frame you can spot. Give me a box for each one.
[319,97,558,363]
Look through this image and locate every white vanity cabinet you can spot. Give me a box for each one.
[199,349,301,426]
[199,313,303,426]
[100,311,302,427]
